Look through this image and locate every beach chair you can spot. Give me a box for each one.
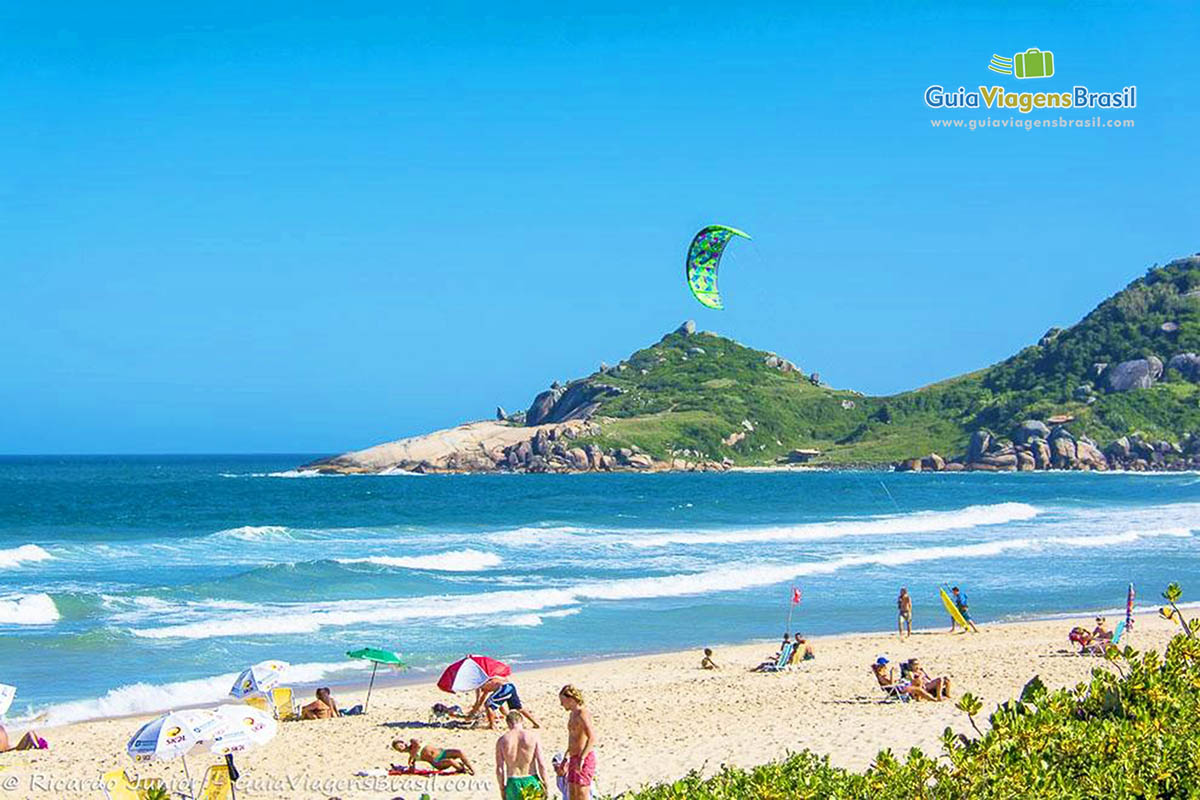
[878,682,912,703]
[271,686,299,720]
[243,694,271,714]
[196,764,233,800]
[99,769,167,800]
[756,643,795,673]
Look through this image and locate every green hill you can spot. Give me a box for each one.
[543,255,1200,467]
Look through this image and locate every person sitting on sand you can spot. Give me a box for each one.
[300,687,339,720]
[0,724,46,752]
[392,737,475,774]
[700,648,719,670]
[495,710,549,800]
[871,658,936,701]
[793,634,815,662]
[907,658,950,700]
[481,677,539,730]
[1092,616,1113,642]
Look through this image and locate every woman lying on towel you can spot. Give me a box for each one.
[0,724,47,752]
[392,737,475,774]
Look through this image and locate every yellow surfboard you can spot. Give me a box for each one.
[940,588,971,630]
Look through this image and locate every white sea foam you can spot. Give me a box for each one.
[129,526,1191,641]
[37,660,365,727]
[267,469,325,478]
[336,549,502,572]
[626,502,1041,548]
[0,544,55,569]
[487,526,595,546]
[485,503,1039,549]
[210,525,292,542]
[0,593,61,625]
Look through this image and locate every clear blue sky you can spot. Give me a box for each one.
[2,2,1196,454]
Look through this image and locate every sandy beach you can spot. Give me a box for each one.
[0,612,1179,799]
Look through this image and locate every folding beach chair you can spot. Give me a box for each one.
[99,769,166,800]
[243,694,271,714]
[271,686,299,721]
[757,643,795,673]
[197,764,233,800]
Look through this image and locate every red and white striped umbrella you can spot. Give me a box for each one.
[437,655,511,693]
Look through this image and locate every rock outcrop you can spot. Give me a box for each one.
[525,380,624,426]
[1106,357,1163,392]
[897,420,1200,473]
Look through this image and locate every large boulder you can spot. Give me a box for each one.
[1106,358,1162,392]
[1016,450,1036,471]
[1030,437,1052,470]
[921,453,946,471]
[1048,427,1077,468]
[676,320,696,336]
[527,380,623,426]
[627,453,655,469]
[525,386,565,425]
[966,430,993,463]
[566,448,590,470]
[1014,420,1051,445]
[1167,353,1200,381]
[1076,439,1109,471]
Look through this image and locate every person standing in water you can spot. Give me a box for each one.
[495,710,549,800]
[897,587,913,637]
[559,685,597,800]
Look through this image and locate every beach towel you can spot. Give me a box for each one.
[389,764,462,777]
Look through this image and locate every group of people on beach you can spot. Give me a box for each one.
[896,585,979,637]
[394,681,597,800]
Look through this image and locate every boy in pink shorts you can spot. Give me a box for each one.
[558,684,597,799]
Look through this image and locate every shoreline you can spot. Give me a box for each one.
[3,611,1181,799]
[24,597,1185,732]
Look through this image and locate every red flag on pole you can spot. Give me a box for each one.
[791,587,802,605]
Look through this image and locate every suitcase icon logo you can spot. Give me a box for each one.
[987,48,1055,79]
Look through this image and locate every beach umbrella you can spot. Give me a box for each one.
[0,684,14,716]
[206,705,276,800]
[127,708,222,794]
[229,660,289,698]
[347,647,406,712]
[437,655,511,694]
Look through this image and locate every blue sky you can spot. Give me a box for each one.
[2,2,1197,454]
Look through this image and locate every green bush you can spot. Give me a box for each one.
[609,586,1200,799]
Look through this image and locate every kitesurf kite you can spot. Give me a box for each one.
[685,224,751,310]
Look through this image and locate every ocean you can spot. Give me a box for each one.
[2,455,1198,726]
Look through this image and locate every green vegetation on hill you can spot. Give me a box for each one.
[602,586,1200,800]
[569,256,1200,465]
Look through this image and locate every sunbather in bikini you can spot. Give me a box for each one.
[908,658,950,700]
[0,724,46,752]
[392,737,475,774]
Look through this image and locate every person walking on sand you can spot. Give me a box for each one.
[495,710,549,800]
[559,684,597,800]
[897,587,913,637]
[951,586,979,633]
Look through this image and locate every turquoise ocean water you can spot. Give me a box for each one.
[2,455,1198,725]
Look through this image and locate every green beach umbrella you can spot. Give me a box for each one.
[347,647,406,712]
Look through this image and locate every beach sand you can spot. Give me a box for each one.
[1,613,1180,799]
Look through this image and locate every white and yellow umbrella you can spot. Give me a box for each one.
[127,708,222,793]
[0,683,15,716]
[228,660,288,698]
[208,704,277,755]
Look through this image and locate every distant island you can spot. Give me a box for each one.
[305,254,1200,474]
